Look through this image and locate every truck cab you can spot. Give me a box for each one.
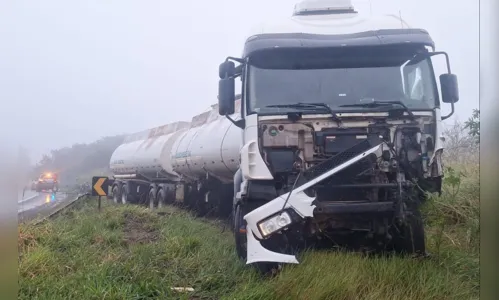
[217,0,459,272]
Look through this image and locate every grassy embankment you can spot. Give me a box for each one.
[18,164,479,300]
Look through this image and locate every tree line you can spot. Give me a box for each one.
[32,135,125,185]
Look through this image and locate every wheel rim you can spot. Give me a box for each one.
[159,190,167,208]
[121,190,127,204]
[149,191,155,209]
[113,188,119,203]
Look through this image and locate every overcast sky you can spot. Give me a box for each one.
[0,0,478,162]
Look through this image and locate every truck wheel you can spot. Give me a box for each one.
[182,186,194,209]
[121,185,129,204]
[112,186,120,204]
[157,189,166,209]
[392,205,426,256]
[234,204,248,261]
[148,189,156,209]
[234,204,280,275]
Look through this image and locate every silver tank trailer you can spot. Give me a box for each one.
[170,98,242,183]
[109,121,191,179]
[109,98,242,183]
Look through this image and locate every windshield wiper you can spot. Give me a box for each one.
[265,102,344,127]
[339,99,416,120]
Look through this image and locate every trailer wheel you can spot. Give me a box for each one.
[234,204,280,275]
[157,189,167,209]
[112,186,120,204]
[121,185,129,204]
[148,189,156,209]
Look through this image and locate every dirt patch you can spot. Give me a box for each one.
[123,211,159,245]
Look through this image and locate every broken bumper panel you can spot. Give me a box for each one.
[246,227,300,264]
[244,138,386,265]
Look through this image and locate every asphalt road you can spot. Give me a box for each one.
[18,189,72,223]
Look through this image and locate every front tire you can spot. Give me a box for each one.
[390,186,426,256]
[393,206,426,255]
[234,204,248,261]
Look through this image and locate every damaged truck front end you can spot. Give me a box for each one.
[243,111,447,268]
[217,27,459,272]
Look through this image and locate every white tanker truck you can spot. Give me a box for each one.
[109,99,242,218]
[106,0,460,273]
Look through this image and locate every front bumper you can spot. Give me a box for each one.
[244,139,386,265]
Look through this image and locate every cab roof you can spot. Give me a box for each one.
[242,0,434,58]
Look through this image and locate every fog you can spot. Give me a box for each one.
[0,0,478,163]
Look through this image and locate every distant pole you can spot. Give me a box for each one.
[399,10,403,28]
[98,196,101,211]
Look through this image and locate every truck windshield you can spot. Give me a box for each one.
[247,48,438,114]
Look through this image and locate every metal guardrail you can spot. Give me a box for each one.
[31,192,91,225]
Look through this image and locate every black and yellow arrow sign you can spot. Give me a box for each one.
[92,176,109,196]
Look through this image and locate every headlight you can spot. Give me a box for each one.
[257,211,293,238]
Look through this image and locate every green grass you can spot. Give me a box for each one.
[19,166,479,300]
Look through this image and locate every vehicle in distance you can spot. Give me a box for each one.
[34,172,59,193]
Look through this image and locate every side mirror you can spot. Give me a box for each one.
[219,61,236,79]
[218,77,235,115]
[439,74,459,103]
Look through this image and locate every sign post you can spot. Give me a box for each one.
[92,176,109,211]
